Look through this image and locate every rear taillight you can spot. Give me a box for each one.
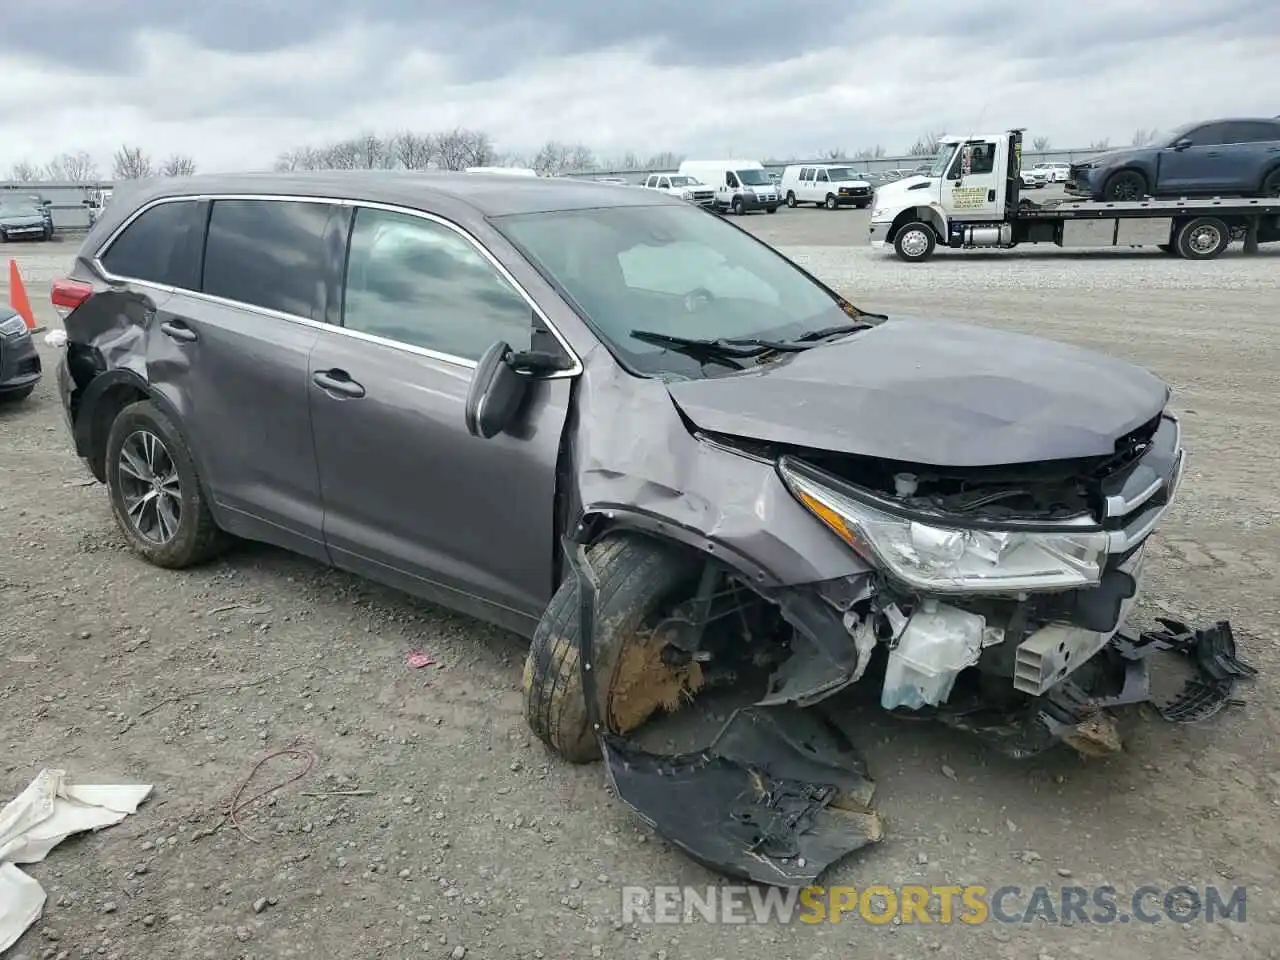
[51,278,93,318]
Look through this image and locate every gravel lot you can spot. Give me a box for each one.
[3,209,1279,960]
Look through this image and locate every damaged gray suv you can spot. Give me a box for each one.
[54,172,1249,887]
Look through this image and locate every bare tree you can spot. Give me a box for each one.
[907,129,947,156]
[1088,138,1111,151]
[392,132,435,170]
[644,151,684,170]
[44,151,99,182]
[1130,128,1158,147]
[531,141,571,176]
[8,161,40,181]
[159,154,197,177]
[274,146,321,171]
[853,145,886,160]
[113,145,153,179]
[434,128,494,170]
[568,143,596,172]
[1031,136,1051,151]
[819,148,844,161]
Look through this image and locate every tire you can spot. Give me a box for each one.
[104,399,226,569]
[0,385,34,402]
[786,191,797,208]
[1102,169,1147,202]
[732,197,746,216]
[766,206,778,214]
[1156,243,1176,255]
[855,201,869,209]
[893,221,937,262]
[825,193,838,210]
[1173,217,1230,260]
[1261,168,1280,199]
[523,533,702,763]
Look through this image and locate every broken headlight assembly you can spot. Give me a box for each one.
[778,458,1108,594]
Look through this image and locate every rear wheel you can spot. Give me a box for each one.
[785,191,797,207]
[1261,168,1280,198]
[523,533,703,763]
[1173,217,1231,260]
[825,193,839,210]
[893,221,937,262]
[105,400,227,568]
[1102,170,1147,202]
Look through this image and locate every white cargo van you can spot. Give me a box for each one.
[779,164,873,209]
[676,159,779,215]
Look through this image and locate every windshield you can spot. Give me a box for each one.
[825,167,862,182]
[495,203,858,379]
[0,203,40,217]
[925,145,957,178]
[669,176,700,187]
[737,168,771,186]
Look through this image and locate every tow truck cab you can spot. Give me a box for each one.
[870,129,1280,262]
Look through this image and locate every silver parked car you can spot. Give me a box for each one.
[54,171,1233,886]
[0,200,53,242]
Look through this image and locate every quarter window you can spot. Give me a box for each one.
[202,199,333,319]
[342,207,531,361]
[100,199,202,289]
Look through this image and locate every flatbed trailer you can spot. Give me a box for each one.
[869,129,1280,262]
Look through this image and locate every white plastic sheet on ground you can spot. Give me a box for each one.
[0,769,152,952]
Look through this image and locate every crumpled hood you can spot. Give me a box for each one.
[665,317,1170,467]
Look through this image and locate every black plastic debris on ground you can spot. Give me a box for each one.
[1114,618,1259,722]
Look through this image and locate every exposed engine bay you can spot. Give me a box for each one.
[562,409,1258,887]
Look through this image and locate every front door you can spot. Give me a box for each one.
[307,205,573,634]
[1156,123,1231,195]
[943,140,1003,220]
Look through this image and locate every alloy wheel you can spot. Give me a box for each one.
[117,429,182,544]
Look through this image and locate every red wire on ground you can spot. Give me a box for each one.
[227,738,316,842]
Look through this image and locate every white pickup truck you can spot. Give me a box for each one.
[641,173,717,207]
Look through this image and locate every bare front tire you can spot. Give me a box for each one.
[105,400,227,568]
[1102,170,1147,202]
[825,194,838,210]
[786,191,797,208]
[523,533,702,763]
[1174,216,1230,260]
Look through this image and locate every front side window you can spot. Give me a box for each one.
[725,172,740,188]
[100,199,202,289]
[202,199,333,318]
[495,203,858,379]
[343,207,531,361]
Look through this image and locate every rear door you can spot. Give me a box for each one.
[307,204,574,634]
[158,197,335,560]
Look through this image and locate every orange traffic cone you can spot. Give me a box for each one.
[8,259,43,335]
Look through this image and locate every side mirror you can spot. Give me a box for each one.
[465,342,529,439]
[1174,138,1193,151]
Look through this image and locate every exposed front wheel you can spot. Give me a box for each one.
[1102,170,1147,202]
[523,533,703,763]
[1173,217,1230,260]
[893,221,937,262]
[825,194,838,210]
[766,206,778,214]
[732,197,746,216]
[105,400,227,568]
[786,191,797,207]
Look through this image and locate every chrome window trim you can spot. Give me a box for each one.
[92,192,584,379]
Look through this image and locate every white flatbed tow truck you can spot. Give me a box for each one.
[869,129,1280,262]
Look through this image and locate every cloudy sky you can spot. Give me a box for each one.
[1,0,1278,175]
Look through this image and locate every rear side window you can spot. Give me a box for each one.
[100,199,202,289]
[202,199,333,319]
[1227,121,1280,143]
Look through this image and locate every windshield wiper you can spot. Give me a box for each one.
[785,321,878,344]
[630,329,816,359]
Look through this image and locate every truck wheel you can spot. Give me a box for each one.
[1102,170,1147,202]
[1174,217,1230,260]
[786,191,797,207]
[855,201,869,209]
[825,194,839,210]
[732,197,746,216]
[766,206,778,214]
[523,533,703,763]
[893,222,936,262]
[1261,168,1280,198]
